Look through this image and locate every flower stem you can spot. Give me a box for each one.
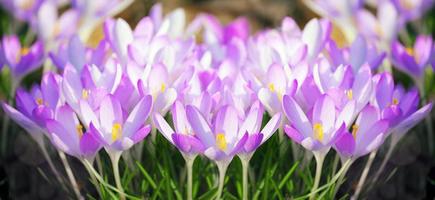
[59,151,82,200]
[372,139,396,185]
[332,158,353,199]
[1,85,17,156]
[38,141,63,184]
[310,152,325,200]
[81,159,102,198]
[241,158,250,200]
[351,151,377,200]
[110,152,125,200]
[216,161,229,200]
[183,154,196,200]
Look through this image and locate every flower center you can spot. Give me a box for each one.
[345,89,353,100]
[351,124,359,139]
[19,0,35,10]
[392,98,399,105]
[76,124,84,139]
[313,123,324,142]
[399,0,416,10]
[36,98,44,105]
[268,83,275,92]
[216,133,227,151]
[160,83,166,93]
[111,123,122,142]
[82,89,90,100]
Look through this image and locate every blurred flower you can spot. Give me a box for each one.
[391,35,434,79]
[0,35,44,87]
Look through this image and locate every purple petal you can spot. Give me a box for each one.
[282,95,312,137]
[186,105,214,147]
[130,125,151,144]
[284,124,305,144]
[334,132,355,158]
[123,95,152,136]
[243,133,264,153]
[80,132,101,157]
[375,73,394,109]
[41,72,60,109]
[312,95,335,133]
[260,113,281,143]
[99,95,123,134]
[153,113,175,143]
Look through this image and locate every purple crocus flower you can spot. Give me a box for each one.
[303,0,363,41]
[0,35,44,87]
[390,0,434,22]
[237,101,281,160]
[283,94,349,154]
[356,1,400,44]
[0,0,44,22]
[35,1,79,46]
[372,72,433,143]
[46,104,101,161]
[85,94,152,153]
[153,101,205,157]
[391,35,434,79]
[334,105,389,160]
[186,105,249,163]
[2,72,61,142]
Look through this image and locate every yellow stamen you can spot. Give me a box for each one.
[268,83,275,92]
[400,0,415,10]
[216,133,227,151]
[21,47,30,56]
[53,22,61,37]
[351,124,359,139]
[19,0,35,10]
[36,98,43,105]
[160,83,166,93]
[405,47,414,56]
[76,124,84,139]
[375,24,383,37]
[313,123,324,142]
[392,98,399,105]
[111,123,122,142]
[345,89,353,100]
[82,89,89,100]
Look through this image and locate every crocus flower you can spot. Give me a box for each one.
[2,72,61,142]
[186,104,250,200]
[46,104,101,162]
[236,101,281,200]
[237,101,281,160]
[283,94,350,199]
[85,94,152,200]
[72,0,135,41]
[391,35,434,79]
[303,0,363,41]
[372,72,433,143]
[283,94,349,154]
[0,35,44,88]
[84,94,152,153]
[0,0,43,22]
[35,1,79,47]
[153,101,205,157]
[334,105,389,161]
[356,1,400,44]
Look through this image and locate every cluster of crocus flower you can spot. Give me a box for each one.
[1,1,434,200]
